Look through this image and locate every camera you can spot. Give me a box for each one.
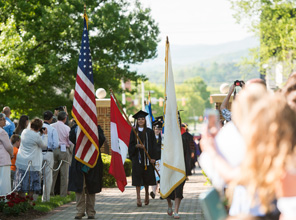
[55,106,65,111]
[234,80,244,87]
[40,127,46,133]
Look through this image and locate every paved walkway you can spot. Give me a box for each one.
[38,168,210,220]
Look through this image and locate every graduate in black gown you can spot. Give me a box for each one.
[150,117,163,199]
[128,110,157,207]
[181,123,195,177]
[166,116,191,219]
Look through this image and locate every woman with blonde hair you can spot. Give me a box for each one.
[234,94,296,218]
[202,92,296,219]
[200,83,269,216]
[281,74,296,112]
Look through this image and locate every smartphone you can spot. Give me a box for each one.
[203,109,220,135]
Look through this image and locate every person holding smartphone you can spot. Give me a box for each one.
[52,106,69,125]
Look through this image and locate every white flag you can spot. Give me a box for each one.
[160,40,186,198]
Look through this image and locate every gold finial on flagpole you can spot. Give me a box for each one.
[84,3,89,29]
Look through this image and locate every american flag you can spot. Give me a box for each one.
[72,14,99,168]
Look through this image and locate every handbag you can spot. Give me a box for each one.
[199,187,228,220]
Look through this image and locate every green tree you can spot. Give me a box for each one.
[143,81,164,117]
[119,81,164,119]
[176,76,211,124]
[0,0,159,117]
[229,0,296,77]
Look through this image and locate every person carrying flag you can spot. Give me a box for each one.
[69,5,101,219]
[128,110,157,207]
[68,123,105,219]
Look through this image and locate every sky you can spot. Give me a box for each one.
[139,0,253,45]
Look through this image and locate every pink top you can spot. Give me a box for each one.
[0,127,13,166]
[51,121,71,147]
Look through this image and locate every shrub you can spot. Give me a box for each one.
[124,158,132,177]
[101,153,132,187]
[101,153,116,187]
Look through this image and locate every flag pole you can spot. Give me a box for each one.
[164,37,169,117]
[110,89,160,178]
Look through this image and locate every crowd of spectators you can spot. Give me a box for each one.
[0,107,73,203]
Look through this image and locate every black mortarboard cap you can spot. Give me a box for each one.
[153,116,163,129]
[132,110,148,119]
[154,116,164,123]
[152,121,162,129]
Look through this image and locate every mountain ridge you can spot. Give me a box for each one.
[132,36,259,79]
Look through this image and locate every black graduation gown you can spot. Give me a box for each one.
[167,132,192,200]
[68,124,105,194]
[182,132,194,176]
[128,128,156,186]
[155,134,162,160]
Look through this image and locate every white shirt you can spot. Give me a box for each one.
[42,122,59,150]
[16,129,47,171]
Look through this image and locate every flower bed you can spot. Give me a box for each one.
[0,193,35,217]
[0,192,76,220]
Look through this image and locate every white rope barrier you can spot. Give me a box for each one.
[48,160,71,172]
[41,159,71,200]
[31,160,47,172]
[0,158,71,197]
[0,161,32,197]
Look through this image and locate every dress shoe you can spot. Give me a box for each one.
[75,213,85,219]
[150,191,155,199]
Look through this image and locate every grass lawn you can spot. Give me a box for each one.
[34,192,76,212]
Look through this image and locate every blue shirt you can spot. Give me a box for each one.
[3,117,15,138]
[42,122,59,150]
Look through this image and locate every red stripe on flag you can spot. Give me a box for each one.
[76,73,96,102]
[74,89,97,125]
[88,149,98,165]
[72,107,99,146]
[75,132,84,154]
[80,140,92,160]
